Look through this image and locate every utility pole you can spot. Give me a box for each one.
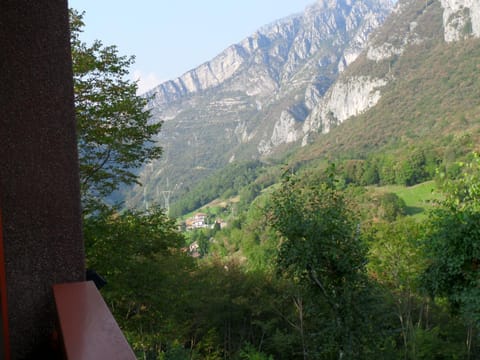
[159,178,181,216]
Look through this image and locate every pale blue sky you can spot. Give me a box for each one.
[68,0,315,93]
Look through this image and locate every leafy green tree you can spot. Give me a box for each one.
[70,10,162,212]
[240,195,279,273]
[395,149,427,186]
[189,229,212,257]
[377,192,407,221]
[341,159,366,185]
[267,167,383,358]
[422,153,480,357]
[379,155,397,185]
[361,157,380,185]
[83,206,195,358]
[239,343,273,360]
[365,218,427,358]
[238,184,262,212]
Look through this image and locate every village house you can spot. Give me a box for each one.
[184,213,228,232]
[185,213,209,230]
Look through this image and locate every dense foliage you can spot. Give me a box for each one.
[267,168,387,358]
[71,10,162,213]
[84,207,297,359]
[83,152,480,359]
[169,161,271,217]
[74,4,480,358]
[421,154,480,358]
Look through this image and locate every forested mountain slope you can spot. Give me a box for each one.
[124,0,395,209]
[294,0,480,163]
[169,0,480,216]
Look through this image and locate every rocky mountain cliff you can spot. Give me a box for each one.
[126,0,395,209]
[303,0,480,143]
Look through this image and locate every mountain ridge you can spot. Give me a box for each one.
[126,0,395,209]
[125,0,480,211]
[146,0,396,107]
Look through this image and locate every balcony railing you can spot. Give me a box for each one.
[53,281,136,360]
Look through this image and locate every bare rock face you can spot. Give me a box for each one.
[440,0,480,42]
[303,76,387,138]
[147,0,394,107]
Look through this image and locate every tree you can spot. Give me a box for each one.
[83,206,190,357]
[365,218,427,359]
[361,157,380,185]
[422,153,480,357]
[395,149,427,186]
[70,10,162,212]
[267,167,383,358]
[376,192,407,221]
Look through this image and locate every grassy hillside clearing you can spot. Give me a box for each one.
[371,180,440,218]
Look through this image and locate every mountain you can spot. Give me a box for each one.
[302,0,480,141]
[125,0,396,209]
[126,0,480,212]
[292,0,480,164]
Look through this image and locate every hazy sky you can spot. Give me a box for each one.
[68,0,315,93]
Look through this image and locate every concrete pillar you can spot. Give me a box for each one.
[0,1,85,358]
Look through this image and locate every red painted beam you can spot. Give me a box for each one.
[53,281,136,360]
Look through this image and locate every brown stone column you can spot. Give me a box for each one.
[0,1,85,358]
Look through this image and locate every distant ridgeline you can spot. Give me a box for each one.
[122,0,480,215]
